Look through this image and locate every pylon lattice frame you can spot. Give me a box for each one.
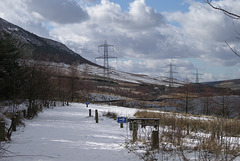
[95,40,117,78]
[167,63,177,87]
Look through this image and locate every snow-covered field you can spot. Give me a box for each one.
[2,103,140,161]
[3,103,240,161]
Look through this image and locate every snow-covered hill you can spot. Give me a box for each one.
[77,63,170,86]
[0,17,181,87]
[0,17,94,65]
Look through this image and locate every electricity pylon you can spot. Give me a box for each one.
[95,40,117,78]
[167,62,177,87]
[193,68,202,83]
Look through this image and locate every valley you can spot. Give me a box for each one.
[1,17,240,161]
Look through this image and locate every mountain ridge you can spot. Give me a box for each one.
[0,17,95,65]
[203,78,240,91]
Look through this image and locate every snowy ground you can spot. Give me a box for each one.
[2,103,140,161]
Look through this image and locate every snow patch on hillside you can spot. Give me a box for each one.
[77,64,168,85]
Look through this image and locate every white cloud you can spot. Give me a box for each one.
[166,2,237,43]
[50,0,197,62]
[202,73,214,82]
[127,0,164,30]
[164,0,240,66]
[27,0,89,24]
[0,0,50,37]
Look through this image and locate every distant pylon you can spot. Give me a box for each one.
[167,62,177,87]
[193,68,202,83]
[95,40,117,78]
[196,69,199,83]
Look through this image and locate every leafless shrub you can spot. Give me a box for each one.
[134,110,240,137]
[102,111,118,120]
[132,110,240,160]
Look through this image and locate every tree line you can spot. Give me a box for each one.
[0,32,93,120]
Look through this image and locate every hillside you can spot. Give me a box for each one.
[0,17,174,87]
[0,18,95,65]
[77,63,168,86]
[203,78,240,91]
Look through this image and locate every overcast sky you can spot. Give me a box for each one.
[1,0,240,82]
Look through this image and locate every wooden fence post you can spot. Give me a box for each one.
[132,121,138,142]
[151,130,159,150]
[0,121,5,141]
[187,123,190,135]
[129,122,132,131]
[89,109,91,117]
[95,110,98,123]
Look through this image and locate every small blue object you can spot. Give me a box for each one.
[117,117,127,123]
[86,101,90,107]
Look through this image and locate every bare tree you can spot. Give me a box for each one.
[201,86,214,115]
[205,0,240,19]
[69,62,79,102]
[176,81,196,114]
